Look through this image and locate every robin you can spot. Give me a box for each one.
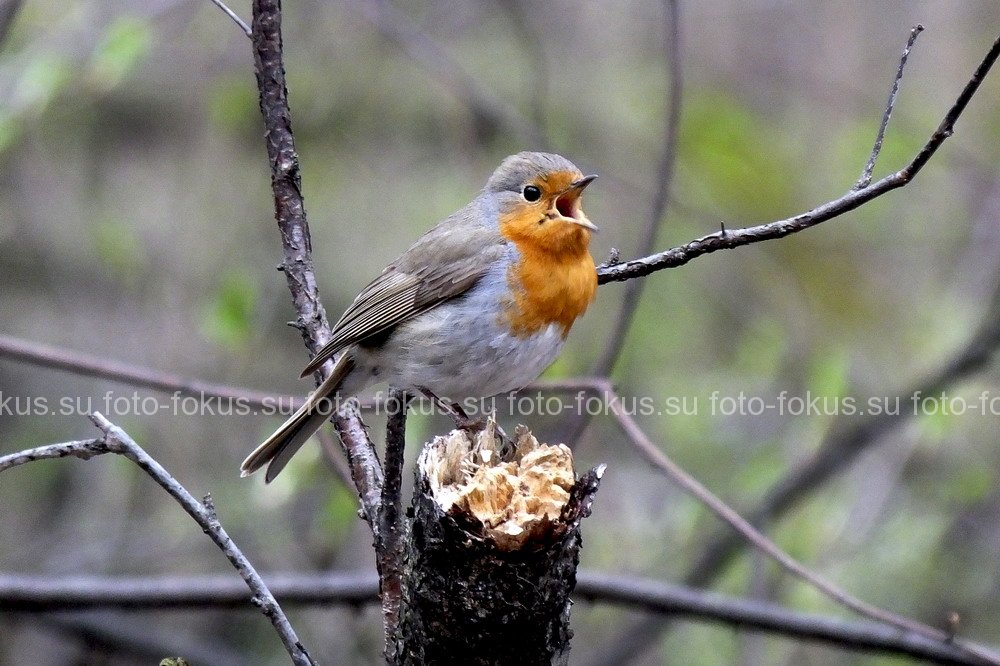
[241,152,598,482]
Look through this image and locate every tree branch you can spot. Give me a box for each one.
[855,24,923,189]
[250,0,384,526]
[573,384,1000,665]
[351,0,543,146]
[209,0,252,37]
[683,267,1000,587]
[376,388,409,662]
[0,333,294,411]
[593,0,682,375]
[0,414,314,665]
[596,31,1000,285]
[3,571,996,665]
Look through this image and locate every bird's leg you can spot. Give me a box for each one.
[416,387,482,430]
[416,387,514,450]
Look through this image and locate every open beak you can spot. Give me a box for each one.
[554,174,599,233]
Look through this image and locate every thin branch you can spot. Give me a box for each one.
[351,0,542,145]
[30,614,249,666]
[89,413,315,666]
[0,571,378,610]
[209,0,252,37]
[588,250,1000,666]
[602,393,1000,665]
[593,0,682,375]
[0,415,315,665]
[683,269,1000,588]
[574,572,994,666]
[597,31,1000,285]
[0,333,294,411]
[855,24,923,189]
[250,0,384,527]
[2,571,995,665]
[316,427,357,488]
[556,0,682,447]
[376,387,409,662]
[0,438,106,471]
[498,0,551,148]
[0,0,23,50]
[0,333,608,415]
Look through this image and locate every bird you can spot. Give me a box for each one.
[241,152,599,482]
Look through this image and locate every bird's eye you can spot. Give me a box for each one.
[522,185,542,202]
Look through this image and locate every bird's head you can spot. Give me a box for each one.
[486,152,598,255]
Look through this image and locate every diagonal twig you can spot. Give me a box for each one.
[855,24,924,189]
[601,391,1000,665]
[351,0,543,146]
[684,268,1000,587]
[209,0,252,37]
[0,414,315,665]
[250,0,384,528]
[88,413,315,666]
[597,31,1000,285]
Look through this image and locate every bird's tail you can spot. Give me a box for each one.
[241,353,354,483]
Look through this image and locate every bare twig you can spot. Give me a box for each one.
[0,333,295,411]
[316,427,357,488]
[593,0,682,375]
[574,572,995,666]
[351,0,542,145]
[88,413,315,666]
[3,571,996,665]
[0,571,379,610]
[0,438,105,471]
[603,395,1000,665]
[0,414,315,665]
[0,332,607,415]
[376,387,409,662]
[250,0,384,526]
[589,244,1000,666]
[0,0,23,49]
[597,31,1000,285]
[30,614,248,666]
[498,0,551,148]
[855,24,924,189]
[683,269,1000,588]
[556,0,682,446]
[209,0,252,37]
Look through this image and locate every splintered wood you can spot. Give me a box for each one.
[420,420,576,550]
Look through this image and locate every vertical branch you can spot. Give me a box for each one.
[378,388,410,662]
[555,0,681,445]
[250,0,384,524]
[594,0,682,375]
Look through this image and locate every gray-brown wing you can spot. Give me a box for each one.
[299,214,505,378]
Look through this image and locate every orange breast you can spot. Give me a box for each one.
[500,219,597,338]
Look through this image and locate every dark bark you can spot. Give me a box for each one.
[397,461,603,665]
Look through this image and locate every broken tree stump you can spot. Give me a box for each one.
[396,421,604,665]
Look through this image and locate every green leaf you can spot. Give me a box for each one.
[89,218,145,278]
[91,17,153,88]
[12,53,72,110]
[201,270,258,346]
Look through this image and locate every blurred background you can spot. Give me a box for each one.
[1,0,999,663]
